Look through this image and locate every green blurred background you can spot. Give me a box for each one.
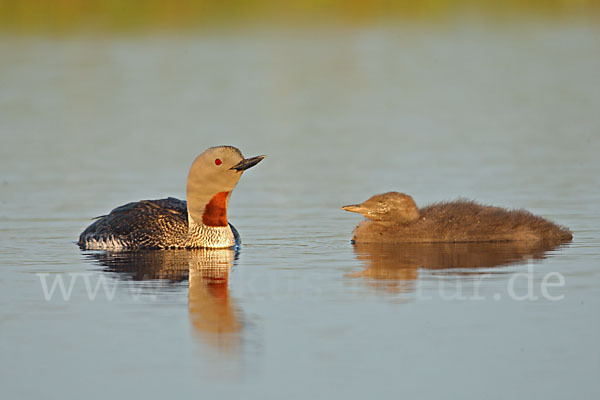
[1,0,598,33]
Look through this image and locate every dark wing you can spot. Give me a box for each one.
[78,197,189,249]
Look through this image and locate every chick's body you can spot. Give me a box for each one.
[344,193,572,244]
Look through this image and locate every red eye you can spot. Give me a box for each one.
[215,159,222,166]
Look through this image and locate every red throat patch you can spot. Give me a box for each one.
[202,191,230,227]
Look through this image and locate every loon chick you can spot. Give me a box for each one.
[342,192,573,244]
[78,146,264,250]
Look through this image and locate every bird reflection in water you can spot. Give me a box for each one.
[187,249,241,352]
[86,249,241,352]
[348,240,570,295]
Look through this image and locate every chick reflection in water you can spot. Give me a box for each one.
[348,241,568,294]
[87,249,241,352]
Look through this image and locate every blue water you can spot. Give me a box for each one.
[1,21,599,399]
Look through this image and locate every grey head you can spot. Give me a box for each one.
[342,192,420,225]
[186,146,265,227]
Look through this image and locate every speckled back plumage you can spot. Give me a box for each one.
[78,197,240,250]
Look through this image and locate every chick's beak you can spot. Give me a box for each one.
[230,155,265,171]
[342,204,367,215]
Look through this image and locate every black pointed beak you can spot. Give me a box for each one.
[230,155,265,171]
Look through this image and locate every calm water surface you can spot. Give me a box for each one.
[1,21,599,399]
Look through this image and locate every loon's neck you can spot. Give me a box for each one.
[187,215,236,248]
[186,190,235,248]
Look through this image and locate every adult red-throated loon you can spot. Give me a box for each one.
[342,192,572,244]
[78,146,264,250]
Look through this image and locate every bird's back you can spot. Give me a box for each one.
[419,200,572,242]
[353,200,572,243]
[78,197,189,250]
